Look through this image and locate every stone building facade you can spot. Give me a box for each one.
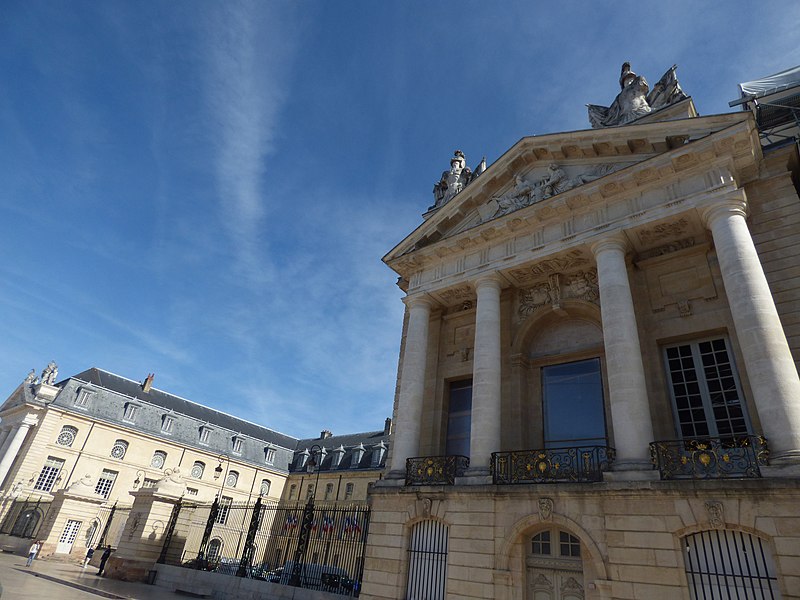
[362,65,800,599]
[0,366,389,566]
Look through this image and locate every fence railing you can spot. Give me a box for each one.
[405,455,469,486]
[492,446,615,484]
[649,436,768,480]
[159,497,370,597]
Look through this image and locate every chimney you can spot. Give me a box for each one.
[384,417,393,435]
[142,373,155,393]
[320,430,332,439]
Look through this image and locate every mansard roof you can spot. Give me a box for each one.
[384,111,759,281]
[290,428,390,473]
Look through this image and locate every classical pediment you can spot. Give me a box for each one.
[384,112,758,280]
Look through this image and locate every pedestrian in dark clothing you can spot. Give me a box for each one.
[97,545,112,576]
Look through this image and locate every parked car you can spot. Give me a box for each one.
[276,562,350,591]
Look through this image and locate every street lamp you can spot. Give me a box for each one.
[290,444,323,587]
[213,454,230,498]
[132,470,146,490]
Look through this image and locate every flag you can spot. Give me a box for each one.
[322,515,334,534]
[283,515,298,531]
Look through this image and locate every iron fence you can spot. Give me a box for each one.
[650,436,768,480]
[405,455,469,486]
[492,446,615,484]
[0,495,53,539]
[159,497,370,596]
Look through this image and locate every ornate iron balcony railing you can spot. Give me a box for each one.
[649,436,768,480]
[405,455,469,486]
[491,445,615,484]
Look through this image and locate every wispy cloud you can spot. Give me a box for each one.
[201,2,298,286]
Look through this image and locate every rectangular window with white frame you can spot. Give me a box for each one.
[34,457,65,491]
[123,403,139,423]
[265,447,276,464]
[232,437,243,454]
[74,389,92,409]
[161,415,175,434]
[199,426,212,445]
[215,496,233,525]
[95,469,118,499]
[664,337,751,439]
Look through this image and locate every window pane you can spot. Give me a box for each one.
[446,380,472,457]
[542,359,606,447]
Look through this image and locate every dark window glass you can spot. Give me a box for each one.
[542,358,606,447]
[445,380,472,457]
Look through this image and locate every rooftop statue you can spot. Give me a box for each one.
[40,361,58,385]
[587,62,688,128]
[432,150,486,209]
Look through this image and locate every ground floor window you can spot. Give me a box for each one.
[683,530,781,599]
[527,529,584,600]
[407,519,448,600]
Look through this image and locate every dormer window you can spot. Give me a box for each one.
[264,447,276,464]
[298,448,310,469]
[199,426,212,445]
[232,437,244,454]
[161,415,175,434]
[351,443,365,468]
[331,445,346,468]
[123,403,139,423]
[371,441,387,467]
[74,388,93,409]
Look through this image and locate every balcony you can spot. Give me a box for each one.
[405,455,469,486]
[491,446,615,484]
[649,436,769,480]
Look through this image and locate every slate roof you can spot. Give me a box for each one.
[290,427,390,473]
[64,368,298,450]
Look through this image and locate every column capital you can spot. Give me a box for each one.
[402,294,436,310]
[699,191,748,229]
[589,232,629,257]
[473,272,505,293]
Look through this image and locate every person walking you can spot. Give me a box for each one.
[25,541,41,566]
[97,545,112,576]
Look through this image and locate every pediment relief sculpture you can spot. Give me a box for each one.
[588,62,688,128]
[431,150,487,210]
[485,163,623,223]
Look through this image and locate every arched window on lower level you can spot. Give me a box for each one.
[11,508,42,538]
[208,538,223,562]
[683,530,781,599]
[407,519,448,600]
[528,529,584,599]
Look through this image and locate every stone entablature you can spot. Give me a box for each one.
[385,113,759,293]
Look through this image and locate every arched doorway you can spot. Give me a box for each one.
[526,529,584,600]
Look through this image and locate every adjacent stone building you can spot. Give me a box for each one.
[0,366,389,565]
[362,64,800,599]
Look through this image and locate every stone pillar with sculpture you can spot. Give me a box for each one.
[105,469,186,582]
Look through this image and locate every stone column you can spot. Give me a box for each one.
[591,235,654,472]
[701,193,800,461]
[0,417,37,488]
[0,428,12,461]
[468,274,504,475]
[388,295,435,477]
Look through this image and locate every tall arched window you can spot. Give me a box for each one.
[207,538,223,562]
[407,520,448,600]
[683,530,781,599]
[11,508,42,538]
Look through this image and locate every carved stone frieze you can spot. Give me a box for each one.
[641,244,717,315]
[510,250,589,285]
[638,237,695,260]
[637,218,690,246]
[436,285,473,306]
[518,268,599,319]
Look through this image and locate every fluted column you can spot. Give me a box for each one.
[468,274,504,474]
[702,193,800,461]
[591,235,654,470]
[0,418,36,488]
[0,428,12,458]
[389,295,435,476]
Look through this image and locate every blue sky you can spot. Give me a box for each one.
[1,1,798,439]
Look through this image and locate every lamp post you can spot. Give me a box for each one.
[132,470,146,490]
[213,454,230,498]
[197,454,230,568]
[289,444,323,587]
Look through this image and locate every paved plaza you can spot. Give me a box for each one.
[0,552,186,600]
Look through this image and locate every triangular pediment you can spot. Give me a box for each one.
[384,111,756,275]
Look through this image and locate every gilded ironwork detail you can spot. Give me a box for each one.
[492,446,614,484]
[406,455,469,486]
[649,436,768,480]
